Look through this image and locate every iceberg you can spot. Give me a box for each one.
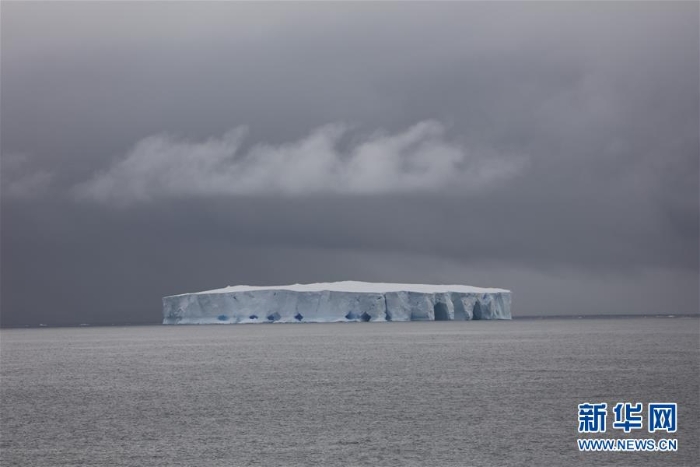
[163,281,511,324]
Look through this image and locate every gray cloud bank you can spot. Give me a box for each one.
[1,153,53,200]
[74,121,526,205]
[1,2,698,326]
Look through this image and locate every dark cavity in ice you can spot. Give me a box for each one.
[217,314,228,321]
[249,314,258,320]
[294,313,304,321]
[472,301,483,320]
[433,303,449,321]
[267,312,281,322]
[345,311,359,320]
[360,312,372,322]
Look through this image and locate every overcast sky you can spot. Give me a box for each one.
[1,2,698,326]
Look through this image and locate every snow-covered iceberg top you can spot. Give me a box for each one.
[178,280,509,296]
[163,281,511,324]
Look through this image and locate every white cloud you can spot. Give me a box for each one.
[74,121,527,205]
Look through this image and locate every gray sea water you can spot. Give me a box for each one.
[1,318,698,466]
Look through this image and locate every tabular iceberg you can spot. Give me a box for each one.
[163,281,511,324]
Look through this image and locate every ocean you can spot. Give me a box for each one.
[1,317,698,466]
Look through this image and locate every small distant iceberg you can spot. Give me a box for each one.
[163,281,511,324]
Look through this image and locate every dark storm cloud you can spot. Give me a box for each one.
[1,2,698,325]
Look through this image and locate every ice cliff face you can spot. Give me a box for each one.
[162,281,511,324]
